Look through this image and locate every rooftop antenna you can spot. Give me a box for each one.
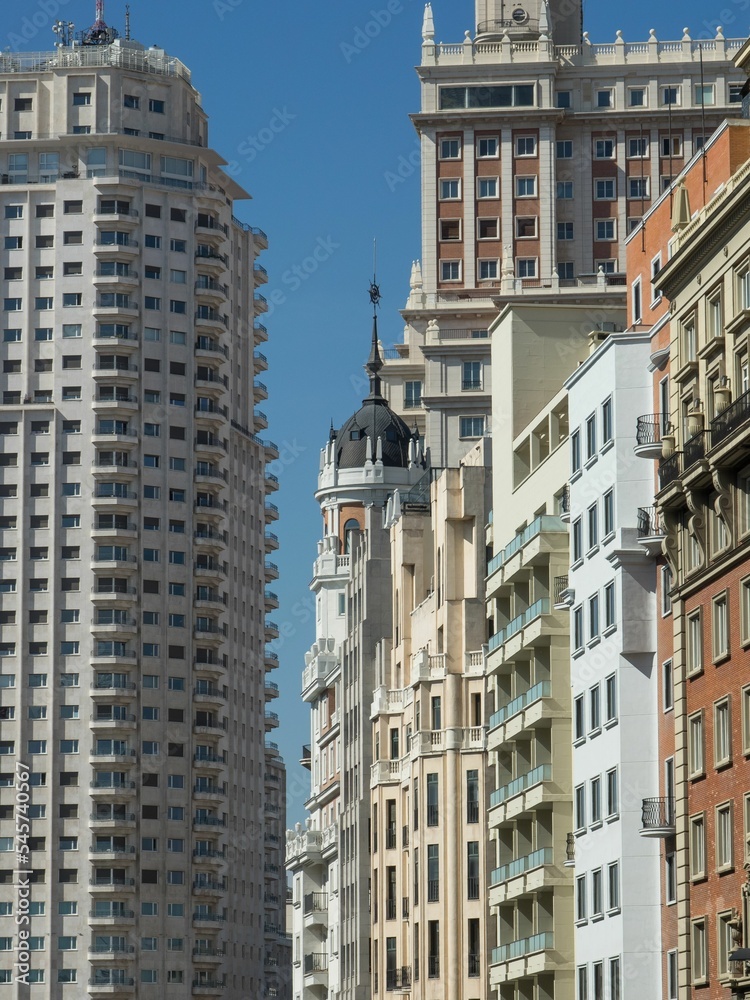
[52,19,75,47]
[80,0,119,46]
[125,4,131,40]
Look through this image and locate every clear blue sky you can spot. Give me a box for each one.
[11,1,747,824]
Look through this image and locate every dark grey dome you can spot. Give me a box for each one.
[332,313,416,470]
[336,397,413,469]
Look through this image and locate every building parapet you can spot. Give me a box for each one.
[421,29,743,69]
[0,42,193,85]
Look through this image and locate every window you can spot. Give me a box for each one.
[515,176,537,197]
[591,776,601,824]
[625,180,649,208]
[439,138,460,159]
[628,137,648,157]
[605,675,617,722]
[574,606,583,650]
[477,136,498,157]
[571,429,581,474]
[557,181,574,199]
[558,222,574,241]
[712,594,728,661]
[440,260,461,282]
[576,874,587,920]
[687,611,702,675]
[462,361,482,391]
[516,135,536,156]
[594,179,615,199]
[606,768,618,816]
[689,711,704,778]
[439,179,460,200]
[556,140,573,158]
[714,698,731,767]
[663,660,674,711]
[556,90,571,108]
[404,381,422,409]
[587,505,598,551]
[459,416,484,439]
[595,219,615,241]
[478,259,499,280]
[575,785,585,830]
[517,258,536,278]
[628,87,646,107]
[594,139,614,159]
[690,814,706,879]
[602,490,614,538]
[591,868,603,916]
[478,177,498,199]
[596,89,613,108]
[590,685,601,732]
[577,966,588,1000]
[589,595,599,640]
[149,98,166,113]
[716,802,733,871]
[574,695,585,742]
[695,84,715,106]
[426,774,438,826]
[691,918,707,984]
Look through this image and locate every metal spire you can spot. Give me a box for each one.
[366,250,384,400]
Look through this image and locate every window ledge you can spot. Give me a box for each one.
[603,624,617,638]
[713,652,730,667]
[570,469,583,484]
[575,918,588,927]
[587,636,601,649]
[715,758,733,772]
[689,770,705,782]
[602,530,616,546]
[604,718,618,730]
[605,813,619,824]
[687,667,704,680]
[584,455,598,470]
[600,439,614,455]
[591,913,605,923]
[570,558,584,571]
[607,906,621,917]
[572,646,585,659]
[589,727,602,739]
[717,864,735,876]
[587,545,600,558]
[590,820,603,831]
[573,737,587,748]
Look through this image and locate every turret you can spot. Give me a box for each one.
[474,0,582,45]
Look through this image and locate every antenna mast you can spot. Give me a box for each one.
[125,4,131,40]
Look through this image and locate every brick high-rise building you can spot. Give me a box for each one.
[0,9,285,998]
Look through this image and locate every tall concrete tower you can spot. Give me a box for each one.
[0,8,287,998]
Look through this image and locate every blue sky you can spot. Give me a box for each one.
[10,0,748,823]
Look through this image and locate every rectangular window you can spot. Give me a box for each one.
[689,814,705,879]
[691,918,707,984]
[439,179,460,200]
[606,768,618,816]
[515,176,537,197]
[605,675,617,722]
[714,698,731,767]
[687,611,702,675]
[688,711,704,778]
[712,594,728,661]
[478,177,498,199]
[576,874,587,920]
[716,802,733,870]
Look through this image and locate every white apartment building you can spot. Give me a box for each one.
[381,0,743,467]
[287,325,424,1000]
[484,298,625,1000]
[0,15,285,999]
[564,332,662,1000]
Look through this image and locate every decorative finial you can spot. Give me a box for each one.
[369,239,381,315]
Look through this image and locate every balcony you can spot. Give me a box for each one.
[636,506,666,557]
[490,847,553,901]
[683,429,710,475]
[658,451,682,491]
[489,680,552,736]
[303,892,328,926]
[634,413,668,459]
[490,764,552,814]
[491,931,554,970]
[711,386,750,451]
[386,968,412,991]
[304,953,328,983]
[640,796,675,837]
[553,575,570,609]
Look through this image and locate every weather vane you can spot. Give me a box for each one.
[369,239,381,312]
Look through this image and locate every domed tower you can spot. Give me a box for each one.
[287,303,425,1000]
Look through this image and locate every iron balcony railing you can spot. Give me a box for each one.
[636,506,665,538]
[467,800,479,824]
[386,968,412,990]
[428,956,440,979]
[427,879,439,902]
[468,954,481,978]
[711,386,750,446]
[658,451,682,489]
[684,429,709,469]
[386,899,396,920]
[641,796,675,829]
[304,953,328,975]
[554,575,569,604]
[635,413,668,447]
[304,892,328,914]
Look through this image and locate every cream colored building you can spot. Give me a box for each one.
[380,1,743,468]
[0,16,284,999]
[484,298,625,1000]
[370,447,491,1000]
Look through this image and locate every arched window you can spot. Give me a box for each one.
[344,519,360,554]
